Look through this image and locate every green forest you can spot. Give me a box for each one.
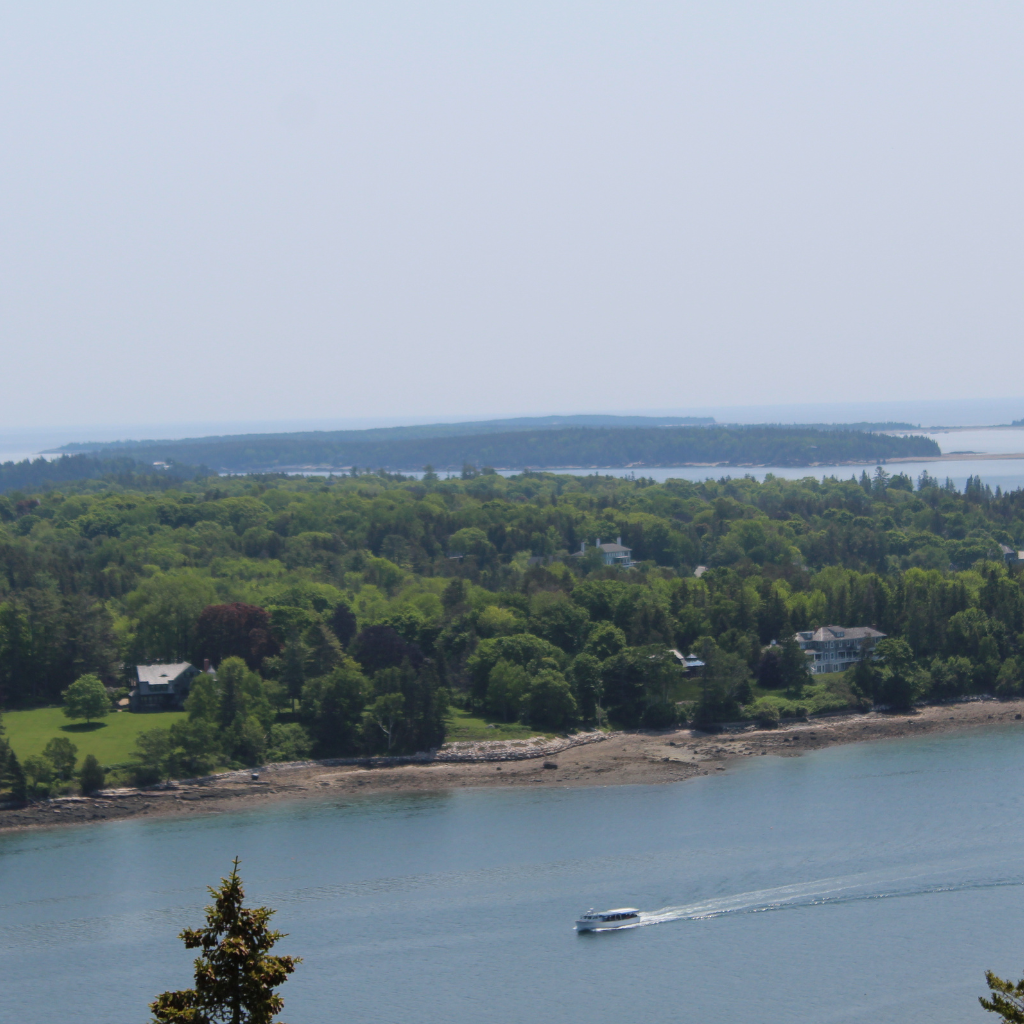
[0,454,202,493]
[51,424,939,473]
[2,463,1023,793]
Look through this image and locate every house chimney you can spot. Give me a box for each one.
[617,535,622,546]
[597,538,601,547]
[203,658,211,673]
[580,541,585,553]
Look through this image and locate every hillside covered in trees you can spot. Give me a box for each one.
[2,464,1023,781]
[0,454,202,494]
[51,424,939,473]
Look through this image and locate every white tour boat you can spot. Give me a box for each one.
[575,907,641,932]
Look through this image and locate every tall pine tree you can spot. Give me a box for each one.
[981,965,1024,1022]
[150,859,300,1024]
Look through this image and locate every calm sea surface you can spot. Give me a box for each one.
[311,428,1024,490]
[526,428,1024,489]
[523,457,1024,489]
[3,728,1024,1023]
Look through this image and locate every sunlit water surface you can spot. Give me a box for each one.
[3,728,1024,1023]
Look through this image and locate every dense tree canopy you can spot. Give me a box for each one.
[1,465,1024,775]
[0,454,198,494]
[194,603,278,669]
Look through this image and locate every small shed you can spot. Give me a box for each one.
[669,649,705,674]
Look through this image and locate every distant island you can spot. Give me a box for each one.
[51,413,717,453]
[45,419,939,475]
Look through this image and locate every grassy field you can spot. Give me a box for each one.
[0,705,549,776]
[2,706,186,767]
[444,707,549,743]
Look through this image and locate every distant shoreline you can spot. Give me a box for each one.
[4,698,1023,835]
[882,451,1024,464]
[258,451,1024,474]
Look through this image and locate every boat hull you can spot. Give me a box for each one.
[576,916,640,932]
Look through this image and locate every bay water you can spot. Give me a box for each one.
[4,727,1024,1023]
[374,427,1024,490]
[530,456,1024,490]
[518,427,1024,489]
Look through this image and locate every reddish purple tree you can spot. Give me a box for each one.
[330,602,358,648]
[350,625,423,676]
[194,603,279,670]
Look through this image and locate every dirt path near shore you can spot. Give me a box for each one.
[4,698,1023,834]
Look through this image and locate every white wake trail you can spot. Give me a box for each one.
[638,876,869,926]
[634,868,1021,927]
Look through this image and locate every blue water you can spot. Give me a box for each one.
[517,457,1024,490]
[298,426,1024,490]
[304,457,1024,490]
[4,728,1024,1023]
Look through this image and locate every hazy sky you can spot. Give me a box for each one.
[1,2,1022,431]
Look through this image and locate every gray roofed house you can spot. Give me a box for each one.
[596,536,633,567]
[573,536,634,567]
[794,625,886,675]
[130,662,200,711]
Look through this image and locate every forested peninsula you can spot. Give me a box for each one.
[2,464,1024,798]
[51,424,938,473]
[0,454,202,494]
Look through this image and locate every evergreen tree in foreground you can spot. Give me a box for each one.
[150,858,300,1024]
[982,966,1024,1022]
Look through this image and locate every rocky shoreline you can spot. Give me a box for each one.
[3,699,1024,834]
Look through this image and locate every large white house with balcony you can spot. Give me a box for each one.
[595,537,633,567]
[574,537,634,567]
[795,625,886,675]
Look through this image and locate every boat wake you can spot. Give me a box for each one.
[635,871,1024,928]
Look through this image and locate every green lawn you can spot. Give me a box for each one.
[673,678,703,703]
[445,707,550,743]
[2,707,186,768]
[1,705,549,774]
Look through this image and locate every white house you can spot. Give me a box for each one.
[574,537,634,567]
[794,625,886,675]
[595,537,634,567]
